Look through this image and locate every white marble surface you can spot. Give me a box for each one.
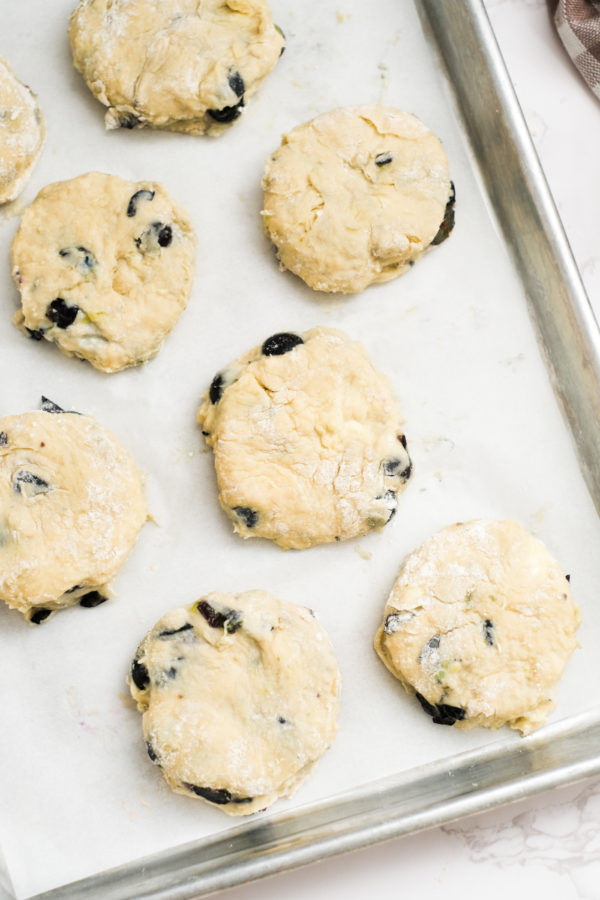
[215,2,600,899]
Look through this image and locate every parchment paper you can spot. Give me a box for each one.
[1,1,599,896]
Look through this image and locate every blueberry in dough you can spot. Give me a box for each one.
[209,373,225,404]
[196,599,243,633]
[46,298,79,329]
[59,246,97,273]
[261,332,304,356]
[375,151,393,166]
[431,181,456,246]
[233,506,258,529]
[0,432,7,446]
[29,608,52,625]
[483,618,494,646]
[13,470,51,495]
[127,188,155,217]
[207,71,246,123]
[128,591,340,815]
[79,590,107,608]
[415,692,466,726]
[131,659,150,691]
[185,784,253,805]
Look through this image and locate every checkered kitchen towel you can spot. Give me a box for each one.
[555,0,600,98]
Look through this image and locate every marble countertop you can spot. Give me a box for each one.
[216,2,600,898]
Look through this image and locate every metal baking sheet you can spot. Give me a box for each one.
[2,0,600,897]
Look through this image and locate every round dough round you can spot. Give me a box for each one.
[0,56,45,204]
[197,326,412,550]
[0,400,147,623]
[262,105,454,293]
[374,519,581,734]
[128,590,340,815]
[11,172,196,373]
[69,0,285,135]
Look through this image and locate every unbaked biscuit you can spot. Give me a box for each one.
[197,326,412,550]
[374,519,580,734]
[262,105,454,293]
[128,590,340,815]
[11,172,195,373]
[0,399,147,624]
[69,0,285,135]
[0,56,45,204]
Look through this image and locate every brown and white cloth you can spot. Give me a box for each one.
[555,0,600,99]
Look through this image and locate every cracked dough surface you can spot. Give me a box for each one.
[0,405,147,623]
[374,519,581,734]
[128,590,340,815]
[0,56,45,204]
[69,0,285,135]
[11,172,195,373]
[197,326,412,550]
[262,105,454,293]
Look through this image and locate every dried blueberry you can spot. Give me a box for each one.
[131,659,150,691]
[59,246,97,273]
[415,692,465,726]
[277,716,290,725]
[483,618,494,646]
[30,608,52,625]
[158,623,194,638]
[566,574,571,582]
[185,784,253,805]
[209,373,224,404]
[127,189,155,217]
[13,471,51,495]
[261,332,304,356]
[375,151,393,167]
[0,432,6,446]
[25,327,45,341]
[431,181,456,246]
[233,506,258,529]
[46,298,79,329]
[196,600,243,634]
[66,584,81,594]
[398,434,407,449]
[79,591,108,608]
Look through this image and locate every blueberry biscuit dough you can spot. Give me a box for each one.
[69,0,285,135]
[197,326,412,550]
[128,590,340,815]
[0,401,147,623]
[374,519,581,734]
[262,105,454,293]
[11,172,195,373]
[0,56,45,204]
